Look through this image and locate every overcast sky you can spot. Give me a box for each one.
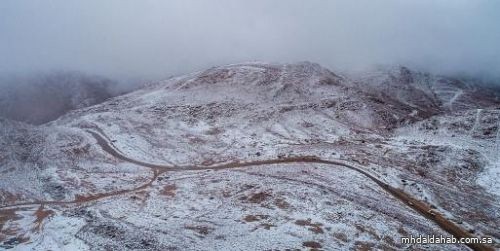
[1,0,499,81]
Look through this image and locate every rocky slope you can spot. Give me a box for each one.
[0,62,499,250]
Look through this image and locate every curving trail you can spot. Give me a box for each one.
[446,89,463,112]
[470,109,483,136]
[0,130,494,251]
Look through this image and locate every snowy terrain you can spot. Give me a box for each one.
[1,62,499,250]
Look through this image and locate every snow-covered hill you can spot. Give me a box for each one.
[1,62,498,250]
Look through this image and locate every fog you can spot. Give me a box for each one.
[1,0,500,82]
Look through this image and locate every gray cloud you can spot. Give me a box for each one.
[1,0,499,81]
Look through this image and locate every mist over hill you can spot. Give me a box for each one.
[0,72,137,125]
[1,0,500,81]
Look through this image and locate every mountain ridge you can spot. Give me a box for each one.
[0,62,499,250]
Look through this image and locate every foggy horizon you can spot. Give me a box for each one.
[1,0,500,83]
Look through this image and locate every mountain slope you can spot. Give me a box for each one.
[1,62,499,250]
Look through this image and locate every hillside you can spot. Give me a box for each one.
[1,62,499,250]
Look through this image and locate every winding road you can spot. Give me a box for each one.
[0,130,494,251]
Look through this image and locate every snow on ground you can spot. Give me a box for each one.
[24,164,465,250]
[14,213,89,251]
[1,62,499,250]
[394,108,500,198]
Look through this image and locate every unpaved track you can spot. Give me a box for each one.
[0,130,494,251]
